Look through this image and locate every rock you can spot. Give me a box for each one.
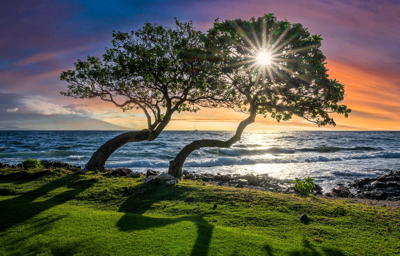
[129,172,142,178]
[40,160,80,170]
[0,162,18,169]
[145,173,178,185]
[215,174,232,182]
[351,171,400,200]
[299,214,312,224]
[146,169,158,177]
[331,185,351,197]
[107,168,132,177]
[313,184,323,195]
[242,174,260,186]
[143,170,292,192]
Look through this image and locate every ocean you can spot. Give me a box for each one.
[0,130,399,190]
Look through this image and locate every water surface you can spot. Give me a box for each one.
[1,130,399,190]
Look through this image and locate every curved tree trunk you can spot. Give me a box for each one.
[168,107,257,178]
[85,129,152,171]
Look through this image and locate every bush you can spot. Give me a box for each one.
[22,159,43,169]
[292,177,316,196]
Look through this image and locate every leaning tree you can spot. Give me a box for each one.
[168,14,351,178]
[60,20,229,171]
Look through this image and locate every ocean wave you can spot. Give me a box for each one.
[183,151,400,167]
[0,150,79,158]
[299,146,379,153]
[218,147,295,156]
[107,160,169,168]
[233,144,264,148]
[217,146,380,156]
[55,145,73,150]
[67,155,85,160]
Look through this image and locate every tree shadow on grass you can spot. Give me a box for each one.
[116,182,346,256]
[262,237,345,256]
[116,183,213,256]
[0,174,95,232]
[288,238,346,256]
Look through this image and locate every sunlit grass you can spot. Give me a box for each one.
[1,168,399,255]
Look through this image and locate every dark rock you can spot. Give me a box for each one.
[213,204,218,210]
[331,185,351,197]
[0,162,18,169]
[40,160,80,170]
[300,214,312,224]
[146,169,158,177]
[242,174,261,186]
[129,172,142,178]
[107,168,132,177]
[154,170,292,193]
[313,184,323,195]
[218,174,233,182]
[351,171,400,200]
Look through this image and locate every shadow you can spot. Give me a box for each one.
[116,183,214,256]
[288,238,345,256]
[264,244,274,256]
[0,174,95,232]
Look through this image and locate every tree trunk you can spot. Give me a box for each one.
[85,130,152,171]
[168,108,257,178]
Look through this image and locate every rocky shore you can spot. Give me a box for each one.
[1,161,399,201]
[328,170,400,201]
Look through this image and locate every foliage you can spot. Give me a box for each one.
[21,159,43,169]
[292,177,316,196]
[207,13,351,126]
[60,19,228,133]
[1,168,399,255]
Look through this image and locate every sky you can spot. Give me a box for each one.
[0,0,399,131]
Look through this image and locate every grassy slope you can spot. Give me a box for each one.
[0,168,399,256]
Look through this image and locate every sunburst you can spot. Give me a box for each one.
[228,20,315,85]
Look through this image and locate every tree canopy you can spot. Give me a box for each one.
[61,20,228,136]
[60,20,229,170]
[168,14,351,178]
[207,13,350,125]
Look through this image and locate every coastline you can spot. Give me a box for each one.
[1,160,399,204]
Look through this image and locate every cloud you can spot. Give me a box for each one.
[19,96,77,115]
[0,93,127,130]
[6,107,18,113]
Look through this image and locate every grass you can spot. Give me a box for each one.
[0,168,399,256]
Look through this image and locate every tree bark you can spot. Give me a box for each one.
[85,130,152,171]
[168,107,257,178]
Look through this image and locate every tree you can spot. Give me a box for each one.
[60,20,228,171]
[168,14,351,178]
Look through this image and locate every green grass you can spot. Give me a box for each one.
[0,168,399,256]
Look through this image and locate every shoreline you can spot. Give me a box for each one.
[2,160,399,204]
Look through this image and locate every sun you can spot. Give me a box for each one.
[255,49,273,66]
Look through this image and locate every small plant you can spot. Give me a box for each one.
[22,159,43,169]
[292,177,316,196]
